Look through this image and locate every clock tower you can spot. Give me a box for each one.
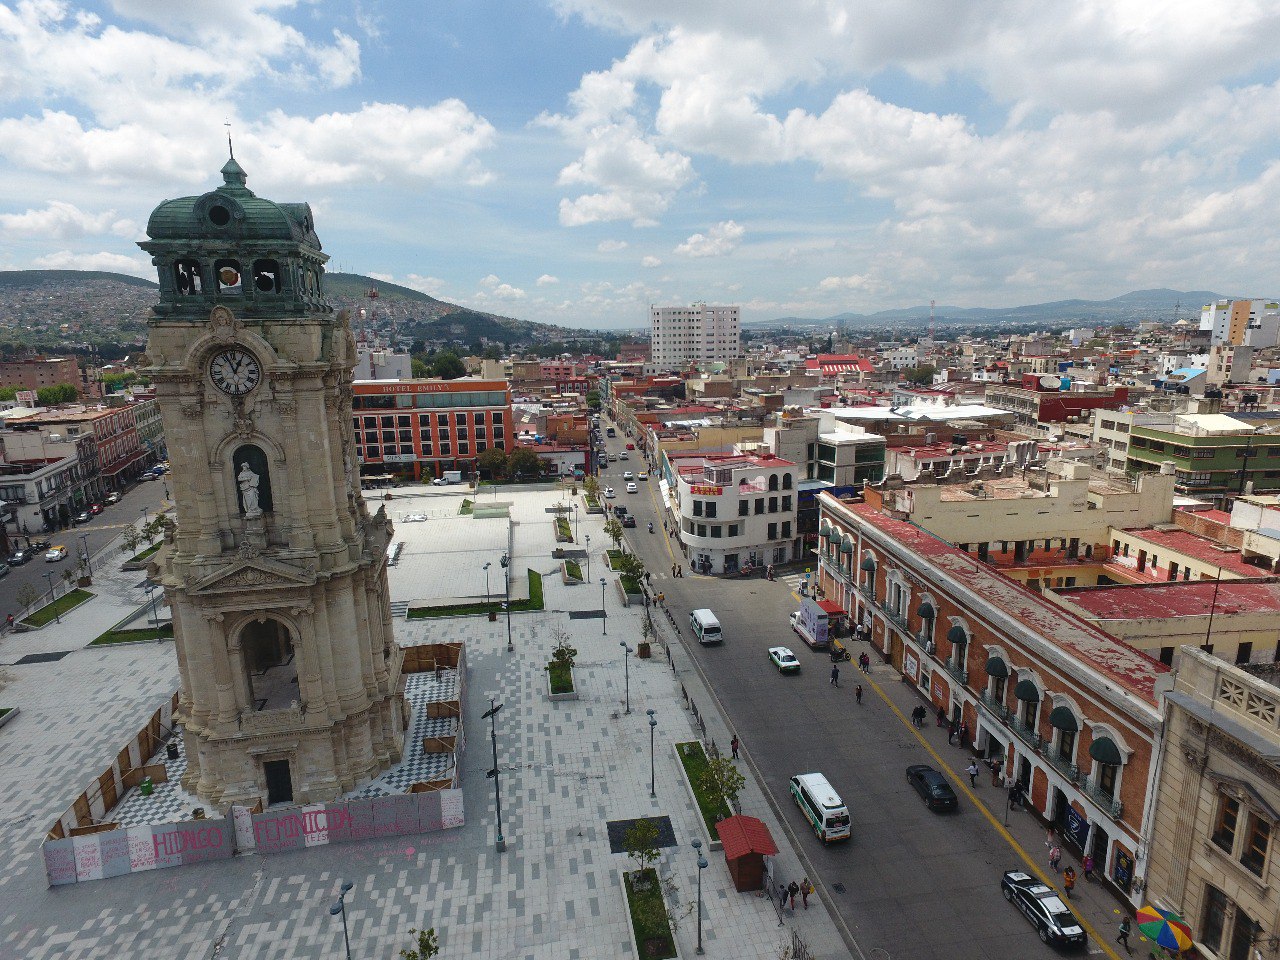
[138,156,405,808]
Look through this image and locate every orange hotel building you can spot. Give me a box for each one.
[351,378,515,482]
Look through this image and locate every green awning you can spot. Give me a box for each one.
[859,554,876,571]
[947,624,968,644]
[1090,736,1123,765]
[1014,678,1040,701]
[841,536,854,555]
[1048,706,1079,732]
[916,600,935,620]
[985,656,1009,678]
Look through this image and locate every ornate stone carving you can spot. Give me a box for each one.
[220,567,290,588]
[236,539,262,560]
[232,416,254,438]
[237,463,263,518]
[209,305,242,340]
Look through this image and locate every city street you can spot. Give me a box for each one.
[596,422,1123,960]
[0,478,171,618]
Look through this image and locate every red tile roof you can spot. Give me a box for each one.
[1122,527,1259,577]
[1058,579,1280,620]
[842,501,1167,702]
[715,815,778,860]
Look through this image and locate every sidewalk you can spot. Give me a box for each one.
[859,636,1132,960]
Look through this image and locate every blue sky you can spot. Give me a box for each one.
[1,1,1278,329]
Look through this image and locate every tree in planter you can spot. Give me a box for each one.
[15,582,39,615]
[120,527,142,557]
[550,627,578,671]
[61,568,75,593]
[583,475,600,499]
[398,927,439,959]
[603,517,624,551]
[477,447,508,480]
[142,517,166,545]
[623,817,661,880]
[616,552,646,584]
[507,448,545,480]
[700,755,746,818]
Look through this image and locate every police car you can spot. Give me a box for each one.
[1000,870,1087,949]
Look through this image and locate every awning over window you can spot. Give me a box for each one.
[1090,736,1123,766]
[1014,678,1040,701]
[841,536,854,555]
[859,553,876,570]
[916,600,935,620]
[947,624,968,644]
[985,656,1009,678]
[1049,706,1079,732]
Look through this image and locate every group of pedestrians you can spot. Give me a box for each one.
[777,878,814,913]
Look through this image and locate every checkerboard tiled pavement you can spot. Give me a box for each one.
[0,488,851,959]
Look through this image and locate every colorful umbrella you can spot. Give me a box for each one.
[1136,905,1195,952]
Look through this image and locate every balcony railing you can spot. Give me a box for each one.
[1008,717,1044,752]
[1082,777,1124,819]
[881,602,910,632]
[978,691,1011,724]
[942,660,969,686]
[1044,752,1080,783]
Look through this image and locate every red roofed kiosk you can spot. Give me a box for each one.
[714,815,778,891]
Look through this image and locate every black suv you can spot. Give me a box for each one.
[7,550,29,566]
[1000,871,1087,949]
[906,764,958,811]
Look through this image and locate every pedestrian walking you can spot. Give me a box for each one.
[657,592,664,606]
[937,706,947,728]
[958,721,969,747]
[1083,854,1095,881]
[1063,866,1076,897]
[989,757,1003,786]
[1117,917,1133,954]
[801,877,811,909]
[778,882,788,912]
[917,706,927,727]
[948,719,959,745]
[1049,844,1062,872]
[967,760,980,786]
[730,735,740,760]
[787,880,799,911]
[855,684,863,704]
[830,664,840,687]
[672,563,677,577]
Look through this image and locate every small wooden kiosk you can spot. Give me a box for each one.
[714,815,778,892]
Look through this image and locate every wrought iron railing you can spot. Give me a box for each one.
[978,692,1011,723]
[1044,752,1080,782]
[1082,777,1124,819]
[942,660,969,686]
[1008,716,1043,752]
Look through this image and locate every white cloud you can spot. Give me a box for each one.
[400,275,448,296]
[675,219,744,257]
[641,255,662,267]
[32,249,152,277]
[819,274,877,292]
[0,201,136,240]
[476,274,527,300]
[597,239,628,252]
[537,274,560,285]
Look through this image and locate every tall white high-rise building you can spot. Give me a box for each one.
[650,302,741,369]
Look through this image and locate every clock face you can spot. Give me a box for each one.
[209,349,262,396]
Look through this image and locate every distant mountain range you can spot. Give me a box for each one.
[756,288,1230,330]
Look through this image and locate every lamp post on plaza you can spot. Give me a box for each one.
[647,709,657,798]
[620,641,632,715]
[483,698,507,852]
[692,839,708,955]
[78,532,91,576]
[43,571,60,622]
[328,880,354,960]
[500,553,513,652]
[600,577,607,636]
[144,580,160,629]
[483,561,492,606]
[585,534,591,581]
[573,502,580,542]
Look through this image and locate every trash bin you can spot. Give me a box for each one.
[166,741,180,760]
[140,776,153,797]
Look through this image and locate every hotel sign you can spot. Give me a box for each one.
[690,484,723,496]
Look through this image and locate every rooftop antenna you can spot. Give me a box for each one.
[224,119,234,159]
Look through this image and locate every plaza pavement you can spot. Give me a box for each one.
[0,485,851,959]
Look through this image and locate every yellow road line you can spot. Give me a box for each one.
[865,670,1123,960]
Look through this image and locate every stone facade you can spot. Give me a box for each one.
[1145,647,1280,958]
[137,159,405,809]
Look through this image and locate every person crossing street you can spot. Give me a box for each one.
[830,664,840,687]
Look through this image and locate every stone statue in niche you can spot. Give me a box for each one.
[238,462,262,518]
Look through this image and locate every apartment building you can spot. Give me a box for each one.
[1125,413,1280,503]
[11,405,146,492]
[649,303,740,369]
[1199,299,1280,348]
[0,357,80,392]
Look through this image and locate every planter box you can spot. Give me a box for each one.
[0,707,19,731]
[620,868,678,960]
[546,664,579,702]
[561,560,583,585]
[673,743,724,852]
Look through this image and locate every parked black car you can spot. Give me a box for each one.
[906,764,959,811]
[7,550,29,566]
[1000,870,1087,949]
[621,515,636,528]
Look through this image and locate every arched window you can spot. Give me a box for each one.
[173,258,203,295]
[233,444,273,514]
[215,258,243,295]
[782,473,793,490]
[252,259,282,294]
[241,617,297,711]
[768,474,779,491]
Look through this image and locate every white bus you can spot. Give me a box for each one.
[689,609,723,644]
[789,772,851,842]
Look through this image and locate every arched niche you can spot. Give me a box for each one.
[233,444,274,514]
[241,616,298,711]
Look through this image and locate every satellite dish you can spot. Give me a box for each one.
[1040,375,1061,389]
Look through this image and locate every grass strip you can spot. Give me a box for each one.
[459,499,473,515]
[623,869,676,960]
[606,549,625,569]
[23,589,94,627]
[127,542,161,564]
[547,660,574,694]
[555,517,572,540]
[564,559,583,581]
[621,574,642,594]
[91,624,174,646]
[676,740,732,836]
[407,569,545,619]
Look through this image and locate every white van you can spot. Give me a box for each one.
[689,609,723,644]
[789,773,851,842]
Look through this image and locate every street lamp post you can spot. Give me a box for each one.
[483,698,506,852]
[573,502,580,542]
[692,839,708,955]
[600,577,608,636]
[620,641,632,714]
[585,535,591,582]
[483,561,492,608]
[328,880,354,960]
[140,507,149,527]
[647,709,657,798]
[78,532,91,576]
[43,572,60,622]
[144,581,160,628]
[500,553,513,652]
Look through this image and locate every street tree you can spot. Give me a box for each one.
[399,927,439,959]
[603,517,624,551]
[700,755,746,815]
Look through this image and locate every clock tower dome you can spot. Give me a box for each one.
[138,157,405,808]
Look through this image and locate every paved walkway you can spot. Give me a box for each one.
[0,490,851,959]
